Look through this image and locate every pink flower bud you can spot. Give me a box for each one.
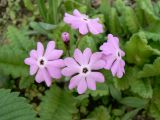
[61,32,70,43]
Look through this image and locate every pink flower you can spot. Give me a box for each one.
[64,9,103,35]
[62,48,105,94]
[100,34,125,78]
[24,41,64,87]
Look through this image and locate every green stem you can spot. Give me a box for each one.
[76,34,82,48]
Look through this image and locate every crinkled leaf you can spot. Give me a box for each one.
[149,88,160,119]
[87,83,109,97]
[124,6,140,33]
[138,57,160,78]
[0,89,36,120]
[125,32,160,65]
[114,67,139,90]
[39,85,77,120]
[0,26,35,78]
[87,106,111,120]
[78,36,97,52]
[19,76,34,89]
[108,7,123,36]
[130,79,153,98]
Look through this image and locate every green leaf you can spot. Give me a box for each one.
[114,67,138,91]
[87,106,111,120]
[37,0,47,22]
[130,79,153,98]
[121,108,141,120]
[137,0,158,24]
[108,7,122,36]
[120,97,148,108]
[0,74,10,88]
[112,109,124,117]
[99,0,111,29]
[29,22,57,35]
[124,7,140,33]
[48,0,62,24]
[138,57,160,78]
[87,83,109,97]
[78,36,97,52]
[39,85,77,120]
[149,88,160,119]
[0,89,36,120]
[23,0,34,11]
[19,76,34,89]
[0,26,35,78]
[144,31,160,42]
[63,0,86,12]
[125,32,160,65]
[109,84,122,101]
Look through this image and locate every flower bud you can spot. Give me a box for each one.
[61,32,70,43]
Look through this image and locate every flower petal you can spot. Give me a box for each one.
[73,9,82,17]
[86,76,96,90]
[47,66,62,79]
[44,41,55,57]
[30,50,37,59]
[64,57,79,68]
[37,42,44,57]
[41,68,52,87]
[120,49,125,57]
[90,60,105,70]
[100,42,117,55]
[69,74,81,90]
[79,22,88,35]
[71,20,83,29]
[46,59,64,68]
[87,19,103,35]
[83,48,92,65]
[89,52,102,65]
[77,77,87,94]
[64,13,78,25]
[45,50,63,60]
[116,59,125,78]
[88,72,105,83]
[24,58,37,65]
[61,67,79,77]
[35,68,44,83]
[30,65,38,75]
[104,55,115,70]
[74,49,83,65]
[108,34,119,49]
[111,59,120,76]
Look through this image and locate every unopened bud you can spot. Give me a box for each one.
[61,32,70,43]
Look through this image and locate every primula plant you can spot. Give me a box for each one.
[1,0,160,120]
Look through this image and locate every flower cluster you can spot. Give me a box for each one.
[25,9,125,94]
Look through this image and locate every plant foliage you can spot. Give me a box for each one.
[0,89,36,120]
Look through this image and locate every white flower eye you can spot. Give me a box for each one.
[37,57,47,68]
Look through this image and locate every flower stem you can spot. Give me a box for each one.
[76,34,82,48]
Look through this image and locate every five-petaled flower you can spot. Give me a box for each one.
[61,48,105,94]
[64,9,103,35]
[100,34,125,78]
[24,41,64,87]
